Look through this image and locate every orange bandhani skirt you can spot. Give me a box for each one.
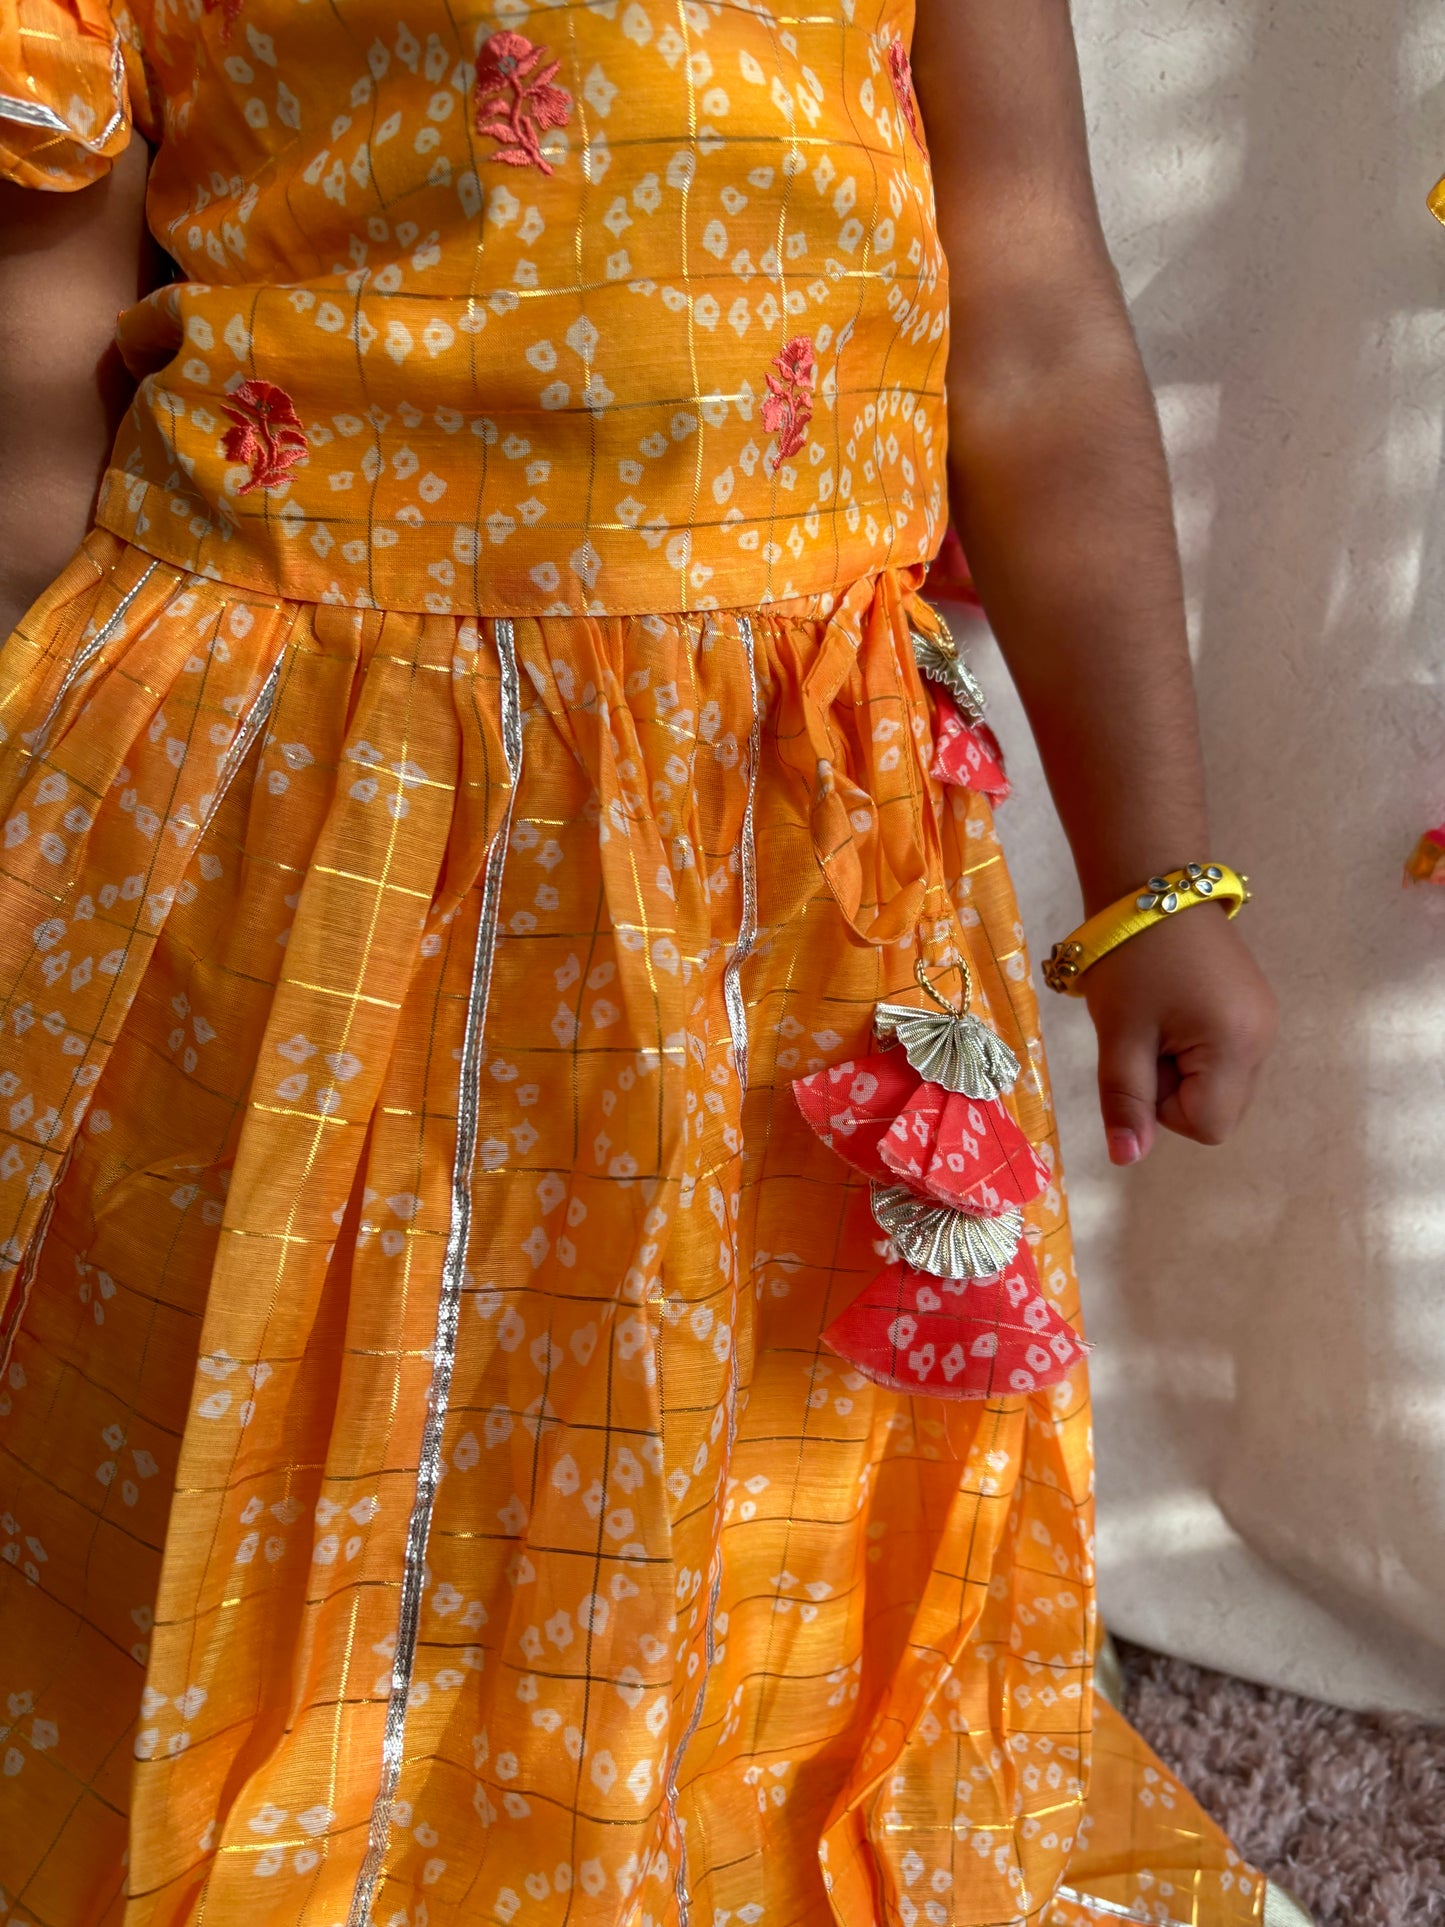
[0,534,1262,1926]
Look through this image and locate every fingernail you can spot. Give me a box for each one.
[1108,1129,1142,1166]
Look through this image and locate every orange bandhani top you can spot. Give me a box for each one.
[0,12,1278,1927]
[1,0,948,616]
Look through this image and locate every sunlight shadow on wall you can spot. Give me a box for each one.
[978,0,1445,1713]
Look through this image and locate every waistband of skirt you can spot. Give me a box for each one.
[96,468,942,619]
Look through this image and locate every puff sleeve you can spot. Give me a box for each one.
[0,0,143,190]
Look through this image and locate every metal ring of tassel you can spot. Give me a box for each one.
[914,954,971,1017]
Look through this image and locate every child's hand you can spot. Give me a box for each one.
[1081,909,1277,1165]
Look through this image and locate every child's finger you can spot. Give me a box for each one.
[1157,1050,1258,1147]
[1095,1019,1161,1164]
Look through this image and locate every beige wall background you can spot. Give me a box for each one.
[948,0,1445,1716]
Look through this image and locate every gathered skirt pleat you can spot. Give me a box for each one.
[0,533,1262,1927]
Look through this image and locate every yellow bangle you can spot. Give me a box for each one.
[1042,863,1251,996]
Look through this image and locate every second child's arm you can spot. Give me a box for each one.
[0,137,156,639]
[912,0,1276,1161]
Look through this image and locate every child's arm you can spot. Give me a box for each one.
[0,137,155,638]
[913,0,1276,1163]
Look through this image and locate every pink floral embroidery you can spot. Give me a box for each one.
[474,32,572,175]
[761,336,816,465]
[220,380,309,494]
[888,39,923,147]
[202,0,244,40]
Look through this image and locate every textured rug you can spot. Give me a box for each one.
[1117,1641,1445,1926]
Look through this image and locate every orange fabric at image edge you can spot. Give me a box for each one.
[0,536,1265,1926]
[0,0,1267,1918]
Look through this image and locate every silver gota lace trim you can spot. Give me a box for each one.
[1053,1887,1280,1927]
[910,625,987,724]
[1055,1870,1315,1921]
[211,647,284,807]
[0,37,128,151]
[871,1184,1024,1279]
[874,1000,1020,1101]
[0,1153,65,1379]
[666,614,757,1924]
[1053,1890,1180,1926]
[21,560,159,770]
[0,639,281,1340]
[720,615,761,1088]
[348,618,524,1926]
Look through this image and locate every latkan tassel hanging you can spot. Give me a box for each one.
[792,1039,1047,1213]
[910,613,1010,800]
[822,1247,1088,1399]
[930,700,1010,800]
[793,960,1087,1400]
